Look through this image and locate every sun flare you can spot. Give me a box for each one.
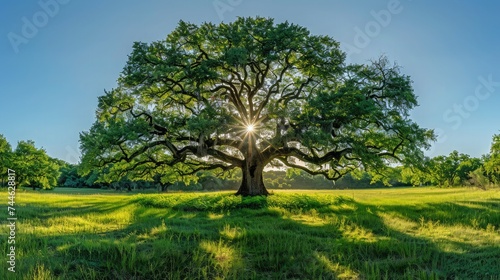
[246,124,255,133]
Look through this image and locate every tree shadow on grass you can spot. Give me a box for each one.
[342,200,500,279]
[7,194,500,279]
[380,198,500,231]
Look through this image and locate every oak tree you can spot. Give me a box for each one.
[80,17,434,195]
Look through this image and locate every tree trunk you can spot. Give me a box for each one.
[236,159,269,196]
[235,131,269,196]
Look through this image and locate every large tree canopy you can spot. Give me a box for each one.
[80,17,434,195]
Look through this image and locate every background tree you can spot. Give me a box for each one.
[425,151,480,187]
[467,164,490,189]
[58,164,87,188]
[456,156,482,184]
[80,17,434,196]
[401,157,432,186]
[13,140,60,190]
[484,134,500,184]
[0,134,12,187]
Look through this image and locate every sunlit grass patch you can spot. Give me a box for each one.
[220,224,246,241]
[314,251,359,279]
[198,239,245,277]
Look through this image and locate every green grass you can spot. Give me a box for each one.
[1,187,499,279]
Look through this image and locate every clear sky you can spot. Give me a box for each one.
[1,0,500,164]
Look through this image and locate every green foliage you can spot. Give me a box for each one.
[484,133,500,184]
[195,171,239,191]
[401,164,431,186]
[0,134,12,185]
[266,169,407,190]
[11,140,60,190]
[427,151,481,187]
[58,164,84,187]
[264,170,293,189]
[0,135,67,189]
[402,151,483,187]
[467,167,490,189]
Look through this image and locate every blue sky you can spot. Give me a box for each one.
[1,0,500,164]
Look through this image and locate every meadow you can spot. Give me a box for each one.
[0,187,499,279]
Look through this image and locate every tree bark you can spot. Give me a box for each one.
[235,129,270,196]
[236,158,269,196]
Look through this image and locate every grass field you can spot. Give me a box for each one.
[1,187,499,279]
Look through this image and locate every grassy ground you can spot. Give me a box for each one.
[1,187,499,279]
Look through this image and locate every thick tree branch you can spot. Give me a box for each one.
[275,157,344,180]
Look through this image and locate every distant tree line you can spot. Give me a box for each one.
[401,134,500,188]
